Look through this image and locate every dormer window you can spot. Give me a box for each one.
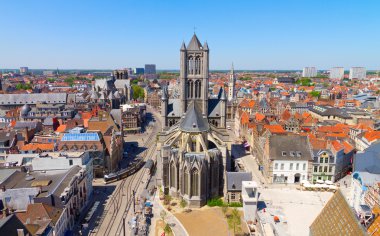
[290,151,295,157]
[232,184,236,189]
[282,151,287,156]
[297,151,302,157]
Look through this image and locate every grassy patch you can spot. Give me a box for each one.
[207,197,224,207]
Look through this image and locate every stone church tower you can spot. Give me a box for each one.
[158,34,230,208]
[161,34,227,130]
[180,34,209,116]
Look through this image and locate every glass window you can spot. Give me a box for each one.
[303,163,306,171]
[329,156,335,163]
[314,166,318,172]
[324,166,328,172]
[319,157,324,163]
[280,164,284,170]
[296,163,299,170]
[290,163,293,170]
[275,163,278,170]
[319,166,323,172]
[325,158,328,163]
[329,166,333,173]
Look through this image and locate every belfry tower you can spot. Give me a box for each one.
[180,34,209,117]
[228,63,236,102]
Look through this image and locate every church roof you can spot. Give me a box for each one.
[187,34,203,51]
[179,101,209,132]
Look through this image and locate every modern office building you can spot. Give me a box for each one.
[19,67,29,75]
[302,67,317,77]
[134,68,145,75]
[349,67,366,80]
[144,64,156,75]
[329,67,344,79]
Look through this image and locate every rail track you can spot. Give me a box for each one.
[93,110,160,236]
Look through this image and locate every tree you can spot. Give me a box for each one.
[309,91,321,98]
[64,77,75,86]
[164,223,172,235]
[132,85,145,100]
[180,199,187,208]
[160,210,167,222]
[227,208,241,234]
[164,194,172,205]
[16,83,32,90]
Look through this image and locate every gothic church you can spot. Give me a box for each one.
[158,34,230,207]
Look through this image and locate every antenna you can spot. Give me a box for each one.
[193,26,197,34]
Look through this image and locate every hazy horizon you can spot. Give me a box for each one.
[1,1,379,70]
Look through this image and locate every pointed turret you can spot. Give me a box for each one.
[220,87,227,101]
[161,87,168,100]
[203,41,209,51]
[180,41,186,51]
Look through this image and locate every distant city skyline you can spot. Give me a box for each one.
[1,1,379,70]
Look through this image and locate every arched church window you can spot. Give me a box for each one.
[183,167,189,195]
[195,56,201,74]
[187,81,190,98]
[195,80,199,98]
[170,161,176,188]
[190,81,194,98]
[198,80,201,98]
[212,162,218,188]
[191,168,199,196]
[188,56,194,74]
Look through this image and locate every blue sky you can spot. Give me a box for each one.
[1,0,379,70]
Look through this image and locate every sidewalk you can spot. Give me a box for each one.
[151,193,188,236]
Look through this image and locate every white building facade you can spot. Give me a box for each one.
[302,67,317,77]
[329,67,344,79]
[349,67,366,80]
[272,160,309,184]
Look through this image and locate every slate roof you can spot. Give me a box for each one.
[354,142,380,174]
[167,99,181,117]
[0,93,67,105]
[0,214,31,236]
[187,34,203,51]
[114,79,130,89]
[226,172,252,191]
[0,131,16,143]
[269,135,313,161]
[310,105,352,119]
[179,101,209,132]
[208,99,222,117]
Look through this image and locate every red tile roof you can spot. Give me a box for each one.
[264,124,286,134]
[20,143,54,151]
